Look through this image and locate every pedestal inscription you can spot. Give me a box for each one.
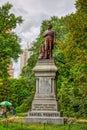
[39,77,51,94]
[32,103,57,111]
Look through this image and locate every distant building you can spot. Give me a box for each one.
[20,44,33,73]
[20,49,29,71]
[8,60,14,78]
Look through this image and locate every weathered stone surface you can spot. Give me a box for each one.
[39,77,51,93]
[33,59,57,73]
[24,117,64,124]
[32,100,58,111]
[24,59,64,124]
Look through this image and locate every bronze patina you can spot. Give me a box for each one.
[39,24,55,59]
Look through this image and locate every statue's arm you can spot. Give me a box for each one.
[43,31,48,37]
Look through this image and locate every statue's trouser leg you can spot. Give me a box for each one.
[49,39,53,58]
[45,39,49,59]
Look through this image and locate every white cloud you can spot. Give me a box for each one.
[0,0,76,45]
[20,26,40,47]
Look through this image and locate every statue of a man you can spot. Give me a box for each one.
[43,24,55,59]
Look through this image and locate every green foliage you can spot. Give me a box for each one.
[0,2,23,78]
[0,2,23,102]
[8,78,28,106]
[0,79,11,101]
[58,0,87,117]
[16,95,34,113]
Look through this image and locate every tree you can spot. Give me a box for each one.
[8,78,31,107]
[0,2,23,101]
[58,0,87,117]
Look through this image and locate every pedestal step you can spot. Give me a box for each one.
[24,116,64,124]
[24,111,64,124]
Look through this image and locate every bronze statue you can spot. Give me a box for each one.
[38,24,55,59]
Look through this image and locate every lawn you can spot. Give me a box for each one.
[0,116,87,130]
[0,122,87,130]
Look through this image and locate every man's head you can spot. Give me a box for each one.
[48,24,52,29]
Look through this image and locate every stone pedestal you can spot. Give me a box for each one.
[24,59,64,124]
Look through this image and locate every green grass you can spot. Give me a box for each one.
[0,122,87,130]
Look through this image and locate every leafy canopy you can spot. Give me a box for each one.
[0,2,23,79]
[0,2,23,101]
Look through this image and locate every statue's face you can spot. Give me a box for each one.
[48,24,52,29]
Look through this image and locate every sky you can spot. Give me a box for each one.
[0,0,76,77]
